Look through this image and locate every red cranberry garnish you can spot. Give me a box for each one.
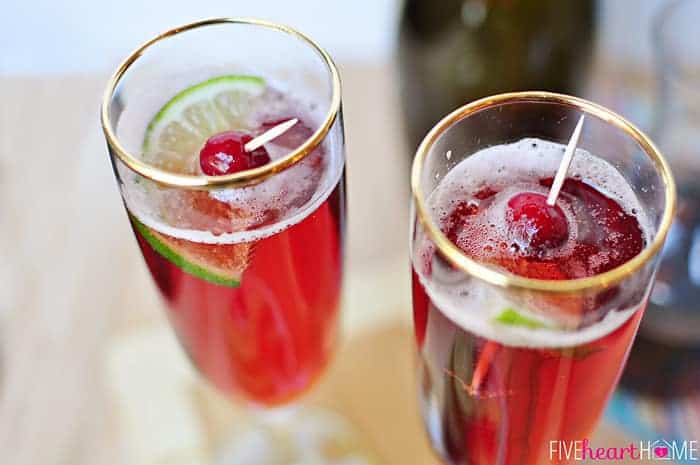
[506,192,569,252]
[199,131,270,176]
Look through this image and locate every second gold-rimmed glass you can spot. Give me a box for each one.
[101,18,351,461]
[410,92,675,465]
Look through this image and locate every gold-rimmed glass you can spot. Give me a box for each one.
[101,18,357,463]
[410,92,675,465]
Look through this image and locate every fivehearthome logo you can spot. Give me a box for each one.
[549,439,699,461]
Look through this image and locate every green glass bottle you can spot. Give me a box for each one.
[399,0,597,151]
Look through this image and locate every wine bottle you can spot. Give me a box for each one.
[398,0,596,151]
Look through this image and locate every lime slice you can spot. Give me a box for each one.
[493,308,549,329]
[132,217,243,287]
[143,75,266,172]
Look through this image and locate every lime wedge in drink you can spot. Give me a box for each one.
[132,216,244,288]
[493,308,550,329]
[143,75,266,172]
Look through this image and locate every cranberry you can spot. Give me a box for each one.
[506,192,569,252]
[199,131,270,176]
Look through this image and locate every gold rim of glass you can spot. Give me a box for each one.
[100,17,342,190]
[411,91,677,293]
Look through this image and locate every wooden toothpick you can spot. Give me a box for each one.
[547,115,585,206]
[244,118,299,152]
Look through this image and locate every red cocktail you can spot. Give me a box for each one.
[101,19,345,408]
[133,172,344,405]
[127,98,345,405]
[410,95,675,465]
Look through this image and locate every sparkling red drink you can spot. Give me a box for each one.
[412,138,660,465]
[133,181,344,405]
[102,18,364,461]
[118,76,346,406]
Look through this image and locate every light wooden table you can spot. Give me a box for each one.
[0,63,636,465]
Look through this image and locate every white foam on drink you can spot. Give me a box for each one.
[127,153,342,245]
[414,138,653,348]
[121,85,343,245]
